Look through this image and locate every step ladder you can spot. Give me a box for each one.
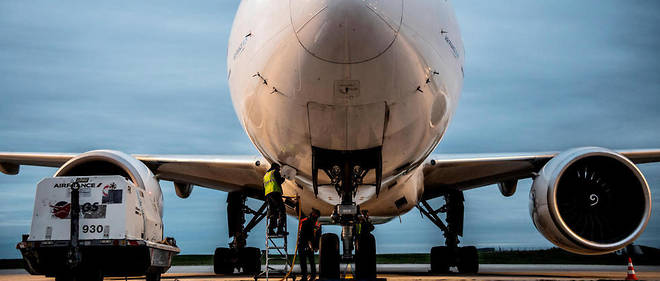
[254,206,294,281]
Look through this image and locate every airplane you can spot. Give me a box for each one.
[1,0,658,279]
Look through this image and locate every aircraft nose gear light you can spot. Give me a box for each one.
[337,204,358,216]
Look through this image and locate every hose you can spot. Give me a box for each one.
[281,195,302,281]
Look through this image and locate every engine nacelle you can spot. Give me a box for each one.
[53,150,164,241]
[530,147,652,255]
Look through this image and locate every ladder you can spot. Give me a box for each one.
[255,206,294,281]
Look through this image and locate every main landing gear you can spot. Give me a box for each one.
[213,192,265,275]
[313,147,381,280]
[416,190,479,274]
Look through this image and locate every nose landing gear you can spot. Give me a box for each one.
[417,191,479,274]
[318,205,378,280]
[354,232,377,279]
[312,147,381,280]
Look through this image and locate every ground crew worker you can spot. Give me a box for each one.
[264,163,286,235]
[355,210,374,244]
[298,209,320,281]
[312,216,322,250]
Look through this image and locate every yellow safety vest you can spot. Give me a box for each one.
[263,170,282,196]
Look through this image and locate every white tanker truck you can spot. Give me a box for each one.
[16,151,180,281]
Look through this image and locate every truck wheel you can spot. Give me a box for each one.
[239,247,261,274]
[146,270,162,281]
[214,247,234,274]
[319,233,340,279]
[355,233,377,280]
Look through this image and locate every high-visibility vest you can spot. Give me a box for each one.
[356,222,362,235]
[263,170,282,196]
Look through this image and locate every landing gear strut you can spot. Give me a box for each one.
[417,191,479,274]
[213,192,266,275]
[313,147,381,280]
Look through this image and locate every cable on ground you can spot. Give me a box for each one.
[281,195,302,281]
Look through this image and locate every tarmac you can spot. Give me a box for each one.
[1,264,659,280]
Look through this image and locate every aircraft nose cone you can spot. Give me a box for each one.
[291,0,402,64]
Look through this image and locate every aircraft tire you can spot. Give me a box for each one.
[239,247,261,274]
[213,247,235,274]
[430,246,451,273]
[457,246,479,274]
[54,272,73,281]
[355,233,377,280]
[319,233,340,279]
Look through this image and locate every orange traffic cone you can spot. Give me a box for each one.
[626,257,638,280]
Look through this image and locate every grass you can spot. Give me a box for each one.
[171,254,215,266]
[168,247,659,266]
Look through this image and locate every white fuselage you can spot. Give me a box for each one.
[227,0,464,221]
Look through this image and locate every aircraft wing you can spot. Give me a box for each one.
[421,149,660,200]
[3,149,660,201]
[0,152,268,199]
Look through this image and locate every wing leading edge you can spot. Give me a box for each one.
[3,148,660,201]
[0,152,268,200]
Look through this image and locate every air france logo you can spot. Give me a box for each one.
[50,201,71,219]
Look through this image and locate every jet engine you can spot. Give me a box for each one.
[529,147,651,255]
[53,150,163,221]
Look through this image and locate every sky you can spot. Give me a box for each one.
[0,1,659,259]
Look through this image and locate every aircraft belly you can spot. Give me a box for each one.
[359,168,423,217]
[282,168,424,222]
